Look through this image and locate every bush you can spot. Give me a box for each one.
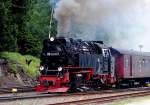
[0,52,40,77]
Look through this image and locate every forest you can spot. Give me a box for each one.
[0,0,56,56]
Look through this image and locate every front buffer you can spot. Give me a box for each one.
[35,67,94,93]
[35,71,70,92]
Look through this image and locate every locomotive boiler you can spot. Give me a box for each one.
[36,37,116,92]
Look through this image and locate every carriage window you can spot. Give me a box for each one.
[139,60,142,72]
[142,59,145,65]
[142,59,145,63]
[125,59,129,69]
[124,56,129,70]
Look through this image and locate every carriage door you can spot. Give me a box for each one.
[130,56,132,77]
[124,55,131,78]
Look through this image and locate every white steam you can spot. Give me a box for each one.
[54,0,150,51]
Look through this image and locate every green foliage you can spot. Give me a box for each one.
[17,32,41,56]
[0,1,18,51]
[25,0,57,40]
[0,0,57,56]
[0,52,40,77]
[18,0,57,56]
[10,64,17,74]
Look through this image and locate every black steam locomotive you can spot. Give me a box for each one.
[36,37,150,92]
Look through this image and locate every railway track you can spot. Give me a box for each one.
[0,92,58,102]
[0,87,150,103]
[48,90,150,105]
[0,86,34,94]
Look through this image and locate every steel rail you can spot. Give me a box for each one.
[0,86,34,94]
[47,91,150,105]
[0,87,150,102]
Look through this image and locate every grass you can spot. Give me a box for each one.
[0,52,40,77]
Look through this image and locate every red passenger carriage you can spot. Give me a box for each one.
[111,48,150,87]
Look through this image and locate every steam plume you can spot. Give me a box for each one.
[54,0,150,51]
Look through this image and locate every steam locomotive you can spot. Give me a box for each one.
[36,37,150,92]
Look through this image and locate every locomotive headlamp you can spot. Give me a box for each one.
[76,74,82,77]
[40,66,44,71]
[58,67,63,71]
[50,37,54,41]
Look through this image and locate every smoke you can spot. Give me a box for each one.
[54,0,150,51]
[54,0,80,37]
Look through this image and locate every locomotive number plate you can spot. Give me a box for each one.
[47,52,59,56]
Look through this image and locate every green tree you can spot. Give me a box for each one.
[25,0,57,40]
[17,32,41,56]
[0,0,57,56]
[0,0,18,51]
